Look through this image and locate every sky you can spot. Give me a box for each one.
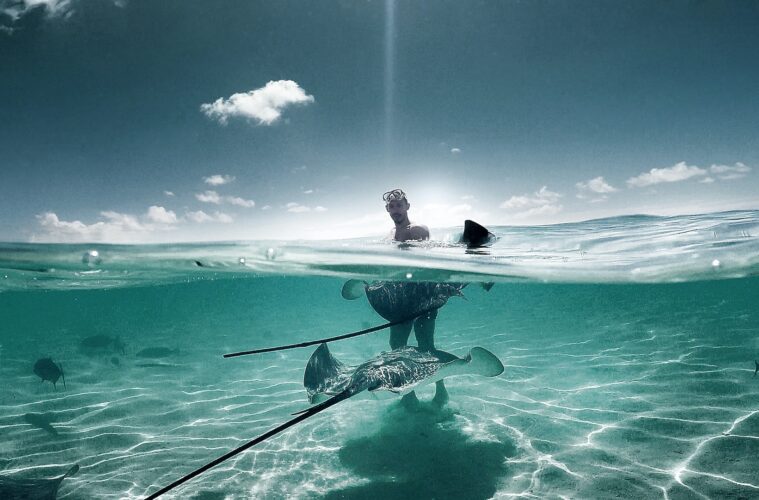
[1,0,758,243]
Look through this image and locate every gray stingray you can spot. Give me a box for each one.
[342,280,468,322]
[303,343,505,407]
[146,344,505,498]
[0,464,79,500]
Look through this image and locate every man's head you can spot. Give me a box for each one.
[383,188,410,225]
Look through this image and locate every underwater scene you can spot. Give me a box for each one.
[1,211,758,499]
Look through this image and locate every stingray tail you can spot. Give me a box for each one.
[292,390,351,416]
[145,394,346,499]
[58,362,66,390]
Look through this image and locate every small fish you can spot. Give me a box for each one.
[135,347,178,359]
[80,334,126,355]
[33,358,66,389]
[23,412,59,436]
[754,360,758,377]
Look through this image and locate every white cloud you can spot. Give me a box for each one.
[195,191,255,207]
[225,196,255,208]
[451,148,461,155]
[32,207,177,243]
[314,206,327,212]
[576,176,617,194]
[164,190,175,197]
[286,202,311,213]
[627,161,707,188]
[699,177,715,184]
[200,80,315,126]
[195,190,222,204]
[710,162,751,180]
[3,0,72,21]
[261,205,272,210]
[145,206,178,224]
[576,176,617,202]
[186,210,233,224]
[500,186,563,219]
[203,174,235,186]
[461,194,477,201]
[303,189,314,194]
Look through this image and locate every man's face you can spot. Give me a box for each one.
[386,199,410,224]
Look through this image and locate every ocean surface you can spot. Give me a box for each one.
[1,210,758,499]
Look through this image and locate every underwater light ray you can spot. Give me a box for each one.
[144,394,347,499]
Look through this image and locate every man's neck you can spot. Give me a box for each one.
[394,217,411,230]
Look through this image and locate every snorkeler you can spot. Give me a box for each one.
[380,188,449,407]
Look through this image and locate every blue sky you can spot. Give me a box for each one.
[1,0,758,242]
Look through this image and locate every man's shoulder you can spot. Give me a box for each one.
[407,224,430,240]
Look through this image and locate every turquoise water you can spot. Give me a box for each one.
[1,211,758,499]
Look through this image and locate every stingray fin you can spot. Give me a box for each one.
[480,282,495,292]
[398,347,505,396]
[304,343,346,396]
[460,220,496,248]
[465,347,505,377]
[341,280,367,300]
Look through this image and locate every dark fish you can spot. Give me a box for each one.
[80,335,126,355]
[33,358,65,389]
[79,334,113,349]
[23,413,59,436]
[0,464,78,500]
[754,360,758,377]
[135,347,178,359]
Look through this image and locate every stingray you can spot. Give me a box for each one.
[146,344,504,498]
[0,464,79,500]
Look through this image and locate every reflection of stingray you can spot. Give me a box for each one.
[23,412,59,436]
[325,409,516,500]
[0,464,78,500]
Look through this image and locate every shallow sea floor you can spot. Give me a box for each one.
[1,276,758,499]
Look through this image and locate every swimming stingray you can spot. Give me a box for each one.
[146,344,505,498]
[0,464,78,500]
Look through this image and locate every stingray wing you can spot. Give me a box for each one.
[395,347,505,395]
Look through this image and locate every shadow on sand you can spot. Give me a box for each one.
[324,403,516,500]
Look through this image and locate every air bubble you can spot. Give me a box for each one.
[711,259,721,268]
[238,257,246,265]
[406,272,413,279]
[266,248,276,260]
[82,250,102,267]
